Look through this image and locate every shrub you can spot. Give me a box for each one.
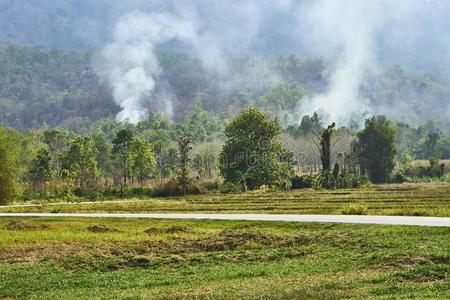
[292,172,367,190]
[220,182,242,193]
[152,179,204,197]
[390,171,407,183]
[341,204,369,215]
[402,159,447,181]
[291,175,315,189]
[130,187,153,197]
[198,178,222,192]
[86,189,104,201]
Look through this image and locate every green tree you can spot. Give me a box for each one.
[130,139,156,185]
[29,148,52,188]
[300,112,322,136]
[177,136,192,192]
[0,127,21,205]
[43,128,72,177]
[219,108,294,190]
[62,137,99,190]
[92,134,113,180]
[424,132,440,159]
[112,128,134,189]
[321,122,336,171]
[153,140,178,180]
[357,116,397,183]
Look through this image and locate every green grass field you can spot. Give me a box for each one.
[0,217,449,299]
[3,183,450,217]
[1,183,449,299]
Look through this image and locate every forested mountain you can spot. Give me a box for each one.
[0,45,448,132]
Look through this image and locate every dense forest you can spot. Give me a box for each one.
[0,45,449,133]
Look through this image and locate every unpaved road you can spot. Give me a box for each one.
[0,213,449,227]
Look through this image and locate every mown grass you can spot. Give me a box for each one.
[0,217,449,299]
[2,183,450,217]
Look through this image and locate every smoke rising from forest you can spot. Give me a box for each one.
[1,0,449,127]
[96,12,196,123]
[90,0,449,125]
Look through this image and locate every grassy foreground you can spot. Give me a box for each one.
[2,183,450,217]
[0,217,449,299]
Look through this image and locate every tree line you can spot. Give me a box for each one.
[0,107,448,205]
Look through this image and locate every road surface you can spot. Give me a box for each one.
[0,213,449,227]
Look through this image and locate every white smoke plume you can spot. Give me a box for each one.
[95,1,294,124]
[89,0,447,127]
[96,12,195,123]
[299,1,386,126]
[298,0,428,127]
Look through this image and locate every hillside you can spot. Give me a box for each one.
[0,45,449,132]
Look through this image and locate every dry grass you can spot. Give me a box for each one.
[3,183,450,217]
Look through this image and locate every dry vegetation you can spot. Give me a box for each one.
[3,183,450,217]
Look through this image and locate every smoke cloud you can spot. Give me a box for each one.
[76,0,450,125]
[96,12,195,123]
[299,1,383,125]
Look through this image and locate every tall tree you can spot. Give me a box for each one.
[112,128,134,192]
[357,116,397,183]
[62,137,99,190]
[424,131,440,159]
[219,108,294,190]
[43,128,72,178]
[29,148,52,189]
[0,127,21,205]
[320,122,336,171]
[130,139,156,186]
[177,136,192,193]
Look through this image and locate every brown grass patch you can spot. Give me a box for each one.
[379,254,449,268]
[87,225,118,233]
[4,220,52,231]
[131,230,312,254]
[0,242,85,263]
[144,225,193,235]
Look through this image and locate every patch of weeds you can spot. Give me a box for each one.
[0,242,83,263]
[50,206,62,213]
[378,254,449,269]
[341,204,368,215]
[393,264,450,282]
[59,253,123,271]
[390,209,430,216]
[53,230,313,271]
[144,225,193,235]
[4,220,52,231]
[87,225,118,233]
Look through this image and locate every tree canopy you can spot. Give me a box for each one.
[220,108,295,190]
[357,116,397,183]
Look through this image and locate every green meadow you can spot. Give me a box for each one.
[0,217,449,299]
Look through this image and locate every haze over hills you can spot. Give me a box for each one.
[0,0,449,131]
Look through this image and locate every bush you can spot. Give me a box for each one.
[130,187,153,197]
[86,189,104,201]
[220,182,242,193]
[291,175,315,189]
[292,172,368,190]
[341,204,369,215]
[390,171,407,183]
[152,179,204,197]
[402,159,447,180]
[198,179,222,192]
[72,187,105,201]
